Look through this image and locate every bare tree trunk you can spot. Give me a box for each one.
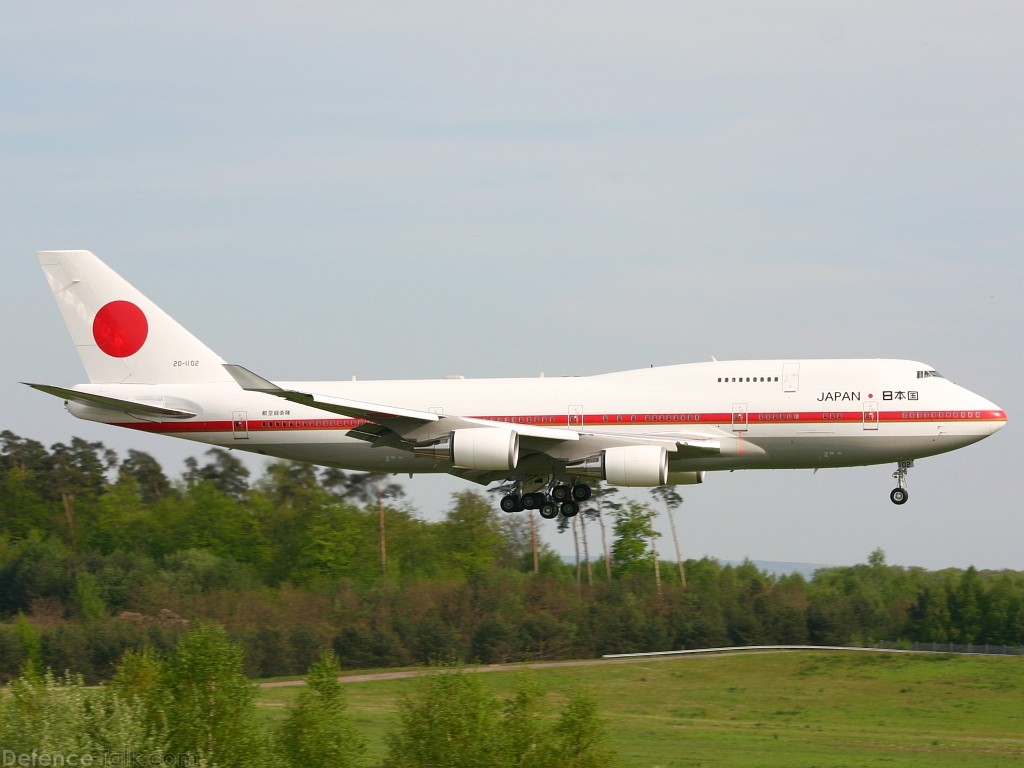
[376,479,387,577]
[60,487,76,550]
[667,502,686,589]
[572,516,581,591]
[648,508,662,596]
[580,510,593,589]
[530,513,539,574]
[597,502,611,581]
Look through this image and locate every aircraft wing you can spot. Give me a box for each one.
[224,364,581,442]
[23,383,197,419]
[223,364,717,458]
[223,365,442,423]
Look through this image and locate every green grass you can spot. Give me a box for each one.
[256,651,1024,767]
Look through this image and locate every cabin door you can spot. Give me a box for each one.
[732,403,748,432]
[863,402,879,430]
[232,410,249,439]
[568,405,584,431]
[783,363,800,392]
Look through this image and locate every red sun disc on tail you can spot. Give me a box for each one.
[93,301,148,358]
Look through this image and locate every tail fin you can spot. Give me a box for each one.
[38,250,233,385]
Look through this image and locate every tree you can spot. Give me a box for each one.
[162,624,268,767]
[647,504,662,595]
[384,668,618,768]
[650,485,686,589]
[118,449,171,504]
[578,511,594,588]
[14,612,42,677]
[319,468,404,578]
[0,431,57,540]
[611,501,657,578]
[50,438,117,548]
[111,646,169,737]
[441,492,507,577]
[385,666,502,768]
[277,648,366,767]
[584,484,620,581]
[261,460,323,507]
[952,566,985,644]
[0,667,166,761]
[183,448,250,499]
[298,502,377,584]
[73,571,106,620]
[0,533,73,616]
[548,689,618,767]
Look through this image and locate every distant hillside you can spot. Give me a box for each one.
[560,554,833,579]
[736,560,834,579]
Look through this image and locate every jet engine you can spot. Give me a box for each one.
[413,428,519,471]
[566,445,668,487]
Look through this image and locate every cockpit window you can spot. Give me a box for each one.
[916,370,944,379]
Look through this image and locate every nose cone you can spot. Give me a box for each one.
[977,394,1007,436]
[952,382,1008,440]
[990,406,1008,433]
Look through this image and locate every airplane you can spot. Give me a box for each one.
[26,250,1007,519]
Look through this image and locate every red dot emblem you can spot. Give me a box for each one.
[93,301,148,358]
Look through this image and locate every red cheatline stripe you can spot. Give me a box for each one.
[113,410,1006,435]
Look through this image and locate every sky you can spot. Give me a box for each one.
[2,1,1021,571]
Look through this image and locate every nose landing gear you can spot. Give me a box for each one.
[890,460,913,505]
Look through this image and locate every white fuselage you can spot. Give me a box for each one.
[66,358,1006,478]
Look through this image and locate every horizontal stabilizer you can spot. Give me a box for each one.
[23,383,197,419]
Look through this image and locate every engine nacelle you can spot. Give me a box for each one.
[666,470,705,485]
[567,445,668,487]
[606,445,668,486]
[413,428,519,471]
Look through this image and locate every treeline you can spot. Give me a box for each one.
[1,430,1023,683]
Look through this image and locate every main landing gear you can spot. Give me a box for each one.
[500,482,592,519]
[890,460,913,505]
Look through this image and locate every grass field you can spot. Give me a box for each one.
[256,651,1024,767]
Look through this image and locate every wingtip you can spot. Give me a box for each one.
[222,364,281,392]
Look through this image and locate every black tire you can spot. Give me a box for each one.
[572,484,592,501]
[521,492,541,510]
[539,502,558,519]
[500,495,520,513]
[561,500,579,517]
[890,488,909,505]
[551,485,571,502]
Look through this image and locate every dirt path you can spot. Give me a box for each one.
[258,647,800,688]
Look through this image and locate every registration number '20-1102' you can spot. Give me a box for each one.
[172,360,200,367]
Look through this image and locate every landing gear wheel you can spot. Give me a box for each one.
[890,460,913,505]
[551,484,571,503]
[571,483,592,502]
[561,500,580,517]
[500,495,522,513]
[538,502,558,520]
[521,492,542,510]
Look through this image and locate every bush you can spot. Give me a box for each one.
[277,649,366,767]
[383,667,617,768]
